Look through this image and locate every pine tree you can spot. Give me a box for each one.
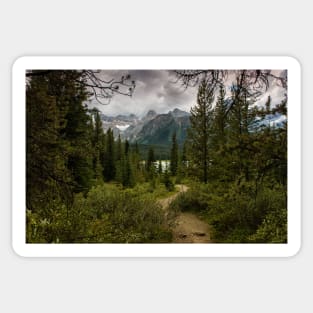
[146,147,155,172]
[124,139,130,156]
[163,169,174,191]
[91,109,105,182]
[62,82,94,194]
[94,152,104,183]
[116,134,123,161]
[158,160,163,174]
[170,131,178,176]
[26,73,71,211]
[178,141,188,177]
[133,141,141,171]
[181,141,187,163]
[103,128,116,181]
[114,134,123,184]
[209,84,229,180]
[122,154,135,187]
[188,80,214,183]
[212,85,228,145]
[227,81,257,181]
[135,141,140,156]
[93,110,103,148]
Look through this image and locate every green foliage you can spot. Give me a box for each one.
[26,183,174,243]
[26,70,287,245]
[168,181,287,243]
[134,143,170,160]
[26,70,99,210]
[99,185,171,243]
[172,79,288,243]
[170,131,178,176]
[146,146,155,172]
[158,160,162,174]
[26,194,91,243]
[163,170,175,191]
[103,128,116,181]
[188,80,214,183]
[249,187,287,243]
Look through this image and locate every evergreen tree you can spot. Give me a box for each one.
[188,80,214,183]
[212,84,228,145]
[133,141,141,171]
[146,147,155,172]
[26,73,71,211]
[158,160,163,174]
[130,141,142,182]
[181,141,187,164]
[124,139,130,156]
[170,131,178,176]
[209,84,229,180]
[94,153,104,183]
[227,80,257,181]
[103,128,116,181]
[93,109,103,148]
[64,101,94,193]
[163,169,174,191]
[116,134,123,161]
[115,134,123,184]
[135,141,140,156]
[91,109,106,182]
[122,154,135,187]
[178,141,188,177]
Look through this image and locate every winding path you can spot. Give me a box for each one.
[159,184,213,243]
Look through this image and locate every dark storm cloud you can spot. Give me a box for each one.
[88,70,197,117]
[88,70,287,117]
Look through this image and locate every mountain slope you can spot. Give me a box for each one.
[136,112,190,145]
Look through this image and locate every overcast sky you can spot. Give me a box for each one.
[88,70,287,117]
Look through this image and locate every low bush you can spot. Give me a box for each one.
[167,180,287,243]
[27,183,172,243]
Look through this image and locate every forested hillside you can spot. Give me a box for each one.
[26,69,287,243]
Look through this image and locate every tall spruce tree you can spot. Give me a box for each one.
[209,84,229,180]
[188,80,214,183]
[158,160,163,175]
[116,134,123,161]
[212,85,228,146]
[227,80,257,181]
[26,73,71,211]
[103,128,116,181]
[146,147,155,172]
[170,131,178,176]
[62,83,94,194]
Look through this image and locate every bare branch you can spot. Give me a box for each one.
[26,70,136,105]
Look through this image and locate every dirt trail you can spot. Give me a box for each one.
[159,184,213,243]
[158,184,189,210]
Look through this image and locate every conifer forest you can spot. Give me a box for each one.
[26,69,287,243]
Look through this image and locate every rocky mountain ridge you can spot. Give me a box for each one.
[100,108,191,145]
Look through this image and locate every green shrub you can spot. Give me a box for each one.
[250,208,287,243]
[249,186,287,243]
[167,180,287,243]
[163,170,175,191]
[27,183,173,243]
[84,184,172,243]
[169,182,215,213]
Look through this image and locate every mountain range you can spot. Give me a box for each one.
[100,107,286,147]
[100,108,191,146]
